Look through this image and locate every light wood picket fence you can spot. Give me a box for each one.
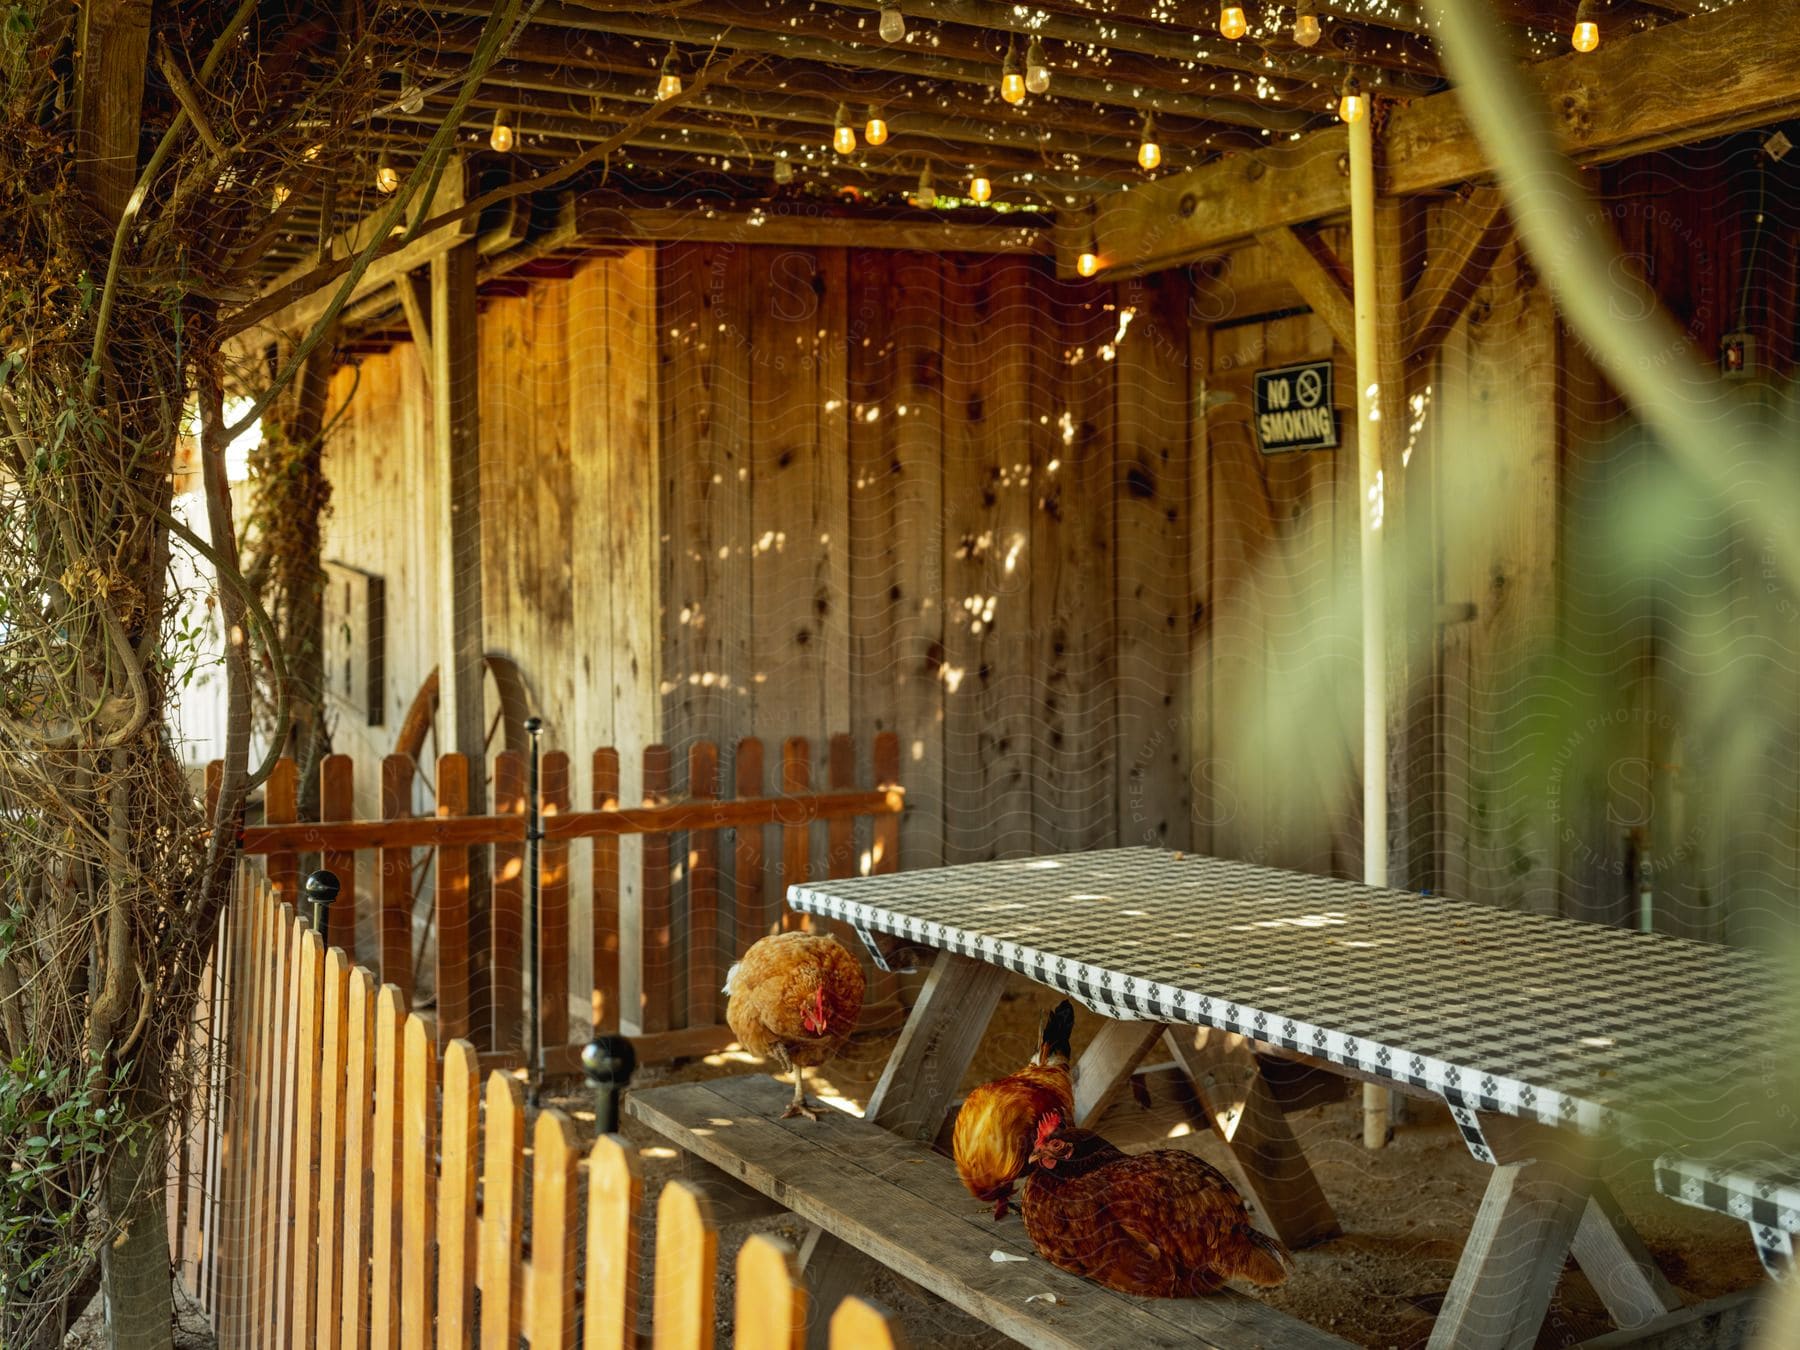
[169,867,904,1348]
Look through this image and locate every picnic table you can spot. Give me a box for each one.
[631,847,1792,1349]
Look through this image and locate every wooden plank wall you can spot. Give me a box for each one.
[319,249,661,1016]
[658,244,1197,882]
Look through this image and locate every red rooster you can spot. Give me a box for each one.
[952,1000,1076,1218]
[1022,1113,1292,1296]
[724,931,866,1120]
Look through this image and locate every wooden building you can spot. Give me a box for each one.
[222,1,1800,1024]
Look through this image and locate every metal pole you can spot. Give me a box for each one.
[303,868,340,941]
[1349,98,1393,1149]
[524,716,543,1107]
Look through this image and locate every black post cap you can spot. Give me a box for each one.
[524,715,543,735]
[581,1035,637,1085]
[303,870,341,907]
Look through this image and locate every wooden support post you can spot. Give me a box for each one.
[798,952,1007,1349]
[431,240,486,802]
[431,237,490,1043]
[396,267,434,380]
[1071,1020,1167,1128]
[1162,1027,1341,1250]
[1404,189,1510,362]
[1427,1157,1590,1350]
[1570,1181,1682,1331]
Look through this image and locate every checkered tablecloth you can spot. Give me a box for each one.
[1655,1152,1800,1277]
[790,848,1791,1155]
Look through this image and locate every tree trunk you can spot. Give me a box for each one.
[100,1124,173,1350]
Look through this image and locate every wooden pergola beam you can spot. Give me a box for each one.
[566,199,1052,254]
[427,0,1319,132]
[1074,0,1800,278]
[1255,225,1357,350]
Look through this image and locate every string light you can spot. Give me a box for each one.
[773,155,795,185]
[865,108,889,146]
[1338,72,1365,123]
[1137,114,1161,171]
[1000,37,1027,104]
[1220,3,1249,40]
[1293,0,1322,47]
[656,43,683,100]
[878,0,905,43]
[489,111,514,152]
[374,154,399,194]
[1572,0,1600,53]
[969,169,992,203]
[271,183,290,209]
[913,163,937,208]
[1025,35,1052,95]
[833,104,857,155]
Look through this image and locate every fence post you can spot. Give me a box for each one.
[781,739,810,932]
[583,1134,643,1350]
[653,1180,718,1350]
[528,1111,580,1349]
[735,1235,806,1350]
[435,754,472,1046]
[640,744,673,1034]
[687,741,721,1026]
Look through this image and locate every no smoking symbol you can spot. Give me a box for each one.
[1296,368,1323,407]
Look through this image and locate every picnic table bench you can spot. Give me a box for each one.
[629,847,1791,1349]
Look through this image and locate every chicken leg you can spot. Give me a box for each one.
[772,1044,820,1121]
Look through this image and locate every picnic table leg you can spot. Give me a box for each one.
[1163,1026,1342,1249]
[798,949,1009,1348]
[1570,1181,1681,1329]
[1428,1112,1591,1350]
[1071,1019,1166,1126]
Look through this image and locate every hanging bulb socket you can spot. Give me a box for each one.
[913,163,937,208]
[969,170,993,204]
[833,103,857,155]
[656,43,684,100]
[864,108,889,146]
[1220,3,1249,40]
[878,0,905,43]
[1293,0,1322,47]
[489,111,515,153]
[1338,71,1366,123]
[1572,0,1600,53]
[1137,114,1162,172]
[1025,35,1052,95]
[1001,36,1027,104]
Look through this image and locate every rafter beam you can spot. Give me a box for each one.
[431,0,1318,131]
[1071,0,1800,278]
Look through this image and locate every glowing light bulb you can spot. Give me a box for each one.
[1078,249,1100,278]
[656,44,683,100]
[878,1,905,42]
[1338,74,1365,123]
[913,164,936,208]
[397,66,424,115]
[374,159,399,194]
[969,171,992,203]
[1137,116,1161,171]
[773,156,795,185]
[1025,35,1051,95]
[1293,1,1322,47]
[1572,0,1600,53]
[271,183,290,209]
[489,115,514,152]
[865,112,889,146]
[1220,4,1248,40]
[833,104,857,155]
[1001,38,1027,104]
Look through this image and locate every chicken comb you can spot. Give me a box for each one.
[1033,1110,1063,1148]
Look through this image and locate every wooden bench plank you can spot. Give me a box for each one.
[627,1076,1349,1350]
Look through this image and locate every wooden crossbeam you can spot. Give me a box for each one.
[1073,0,1800,278]
[1404,188,1511,360]
[1255,225,1357,350]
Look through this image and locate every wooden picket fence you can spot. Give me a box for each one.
[212,732,903,1068]
[169,867,906,1348]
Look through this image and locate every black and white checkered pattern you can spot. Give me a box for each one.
[1655,1153,1800,1280]
[791,848,1786,1166]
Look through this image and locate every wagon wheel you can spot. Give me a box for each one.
[394,654,533,974]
